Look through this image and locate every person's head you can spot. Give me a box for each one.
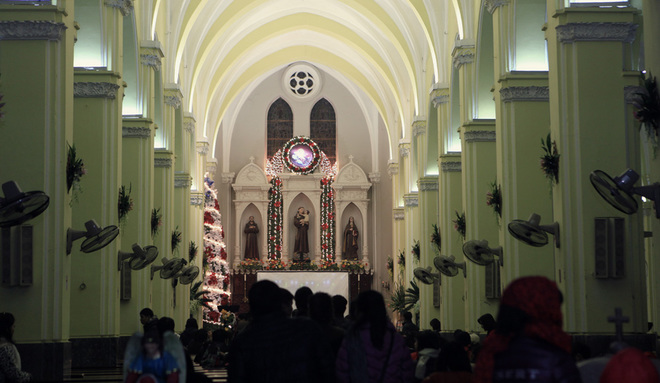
[349,217,354,224]
[600,347,660,383]
[477,313,496,332]
[436,341,472,373]
[0,312,16,343]
[453,330,471,348]
[157,316,175,336]
[354,291,389,348]
[430,318,441,331]
[403,311,413,322]
[309,292,334,326]
[142,330,162,357]
[249,280,282,317]
[185,317,198,330]
[294,286,313,315]
[416,330,441,351]
[279,288,294,317]
[140,308,155,324]
[249,216,254,222]
[298,207,305,214]
[332,295,348,319]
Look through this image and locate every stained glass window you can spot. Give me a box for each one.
[267,98,293,158]
[310,98,336,164]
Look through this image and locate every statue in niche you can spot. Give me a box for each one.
[293,207,310,260]
[342,216,359,260]
[243,216,260,259]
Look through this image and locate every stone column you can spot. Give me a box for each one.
[153,151,175,318]
[417,176,439,328]
[438,155,464,331]
[119,119,154,337]
[546,4,645,333]
[0,9,74,381]
[460,122,500,332]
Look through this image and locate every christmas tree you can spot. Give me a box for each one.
[202,174,231,324]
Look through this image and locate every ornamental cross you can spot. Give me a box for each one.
[607,307,629,342]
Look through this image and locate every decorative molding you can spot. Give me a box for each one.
[387,162,399,177]
[556,22,638,44]
[399,144,410,158]
[122,126,151,138]
[140,53,161,71]
[221,172,235,184]
[464,130,496,143]
[183,119,195,134]
[196,141,210,155]
[484,0,509,14]
[432,91,450,107]
[105,0,134,16]
[368,172,381,184]
[207,162,217,174]
[393,209,405,221]
[500,86,549,102]
[154,158,173,168]
[74,82,120,99]
[404,194,419,207]
[175,173,192,188]
[0,21,67,41]
[418,178,439,191]
[164,95,182,109]
[453,50,475,69]
[190,192,204,206]
[412,120,427,137]
[441,161,462,173]
[625,85,643,105]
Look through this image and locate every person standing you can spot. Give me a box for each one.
[0,312,31,382]
[294,207,310,260]
[243,216,260,259]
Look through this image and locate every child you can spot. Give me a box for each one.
[126,330,180,383]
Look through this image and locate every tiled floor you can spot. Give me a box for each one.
[63,364,228,383]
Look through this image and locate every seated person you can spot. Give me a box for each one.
[126,330,180,383]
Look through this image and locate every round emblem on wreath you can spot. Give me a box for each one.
[282,136,321,175]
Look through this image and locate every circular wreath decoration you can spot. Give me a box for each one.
[283,136,321,175]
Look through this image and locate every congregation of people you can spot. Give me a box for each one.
[2,276,660,382]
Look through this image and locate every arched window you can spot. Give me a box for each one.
[267,98,293,157]
[310,98,336,163]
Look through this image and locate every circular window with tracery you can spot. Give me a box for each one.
[282,63,322,99]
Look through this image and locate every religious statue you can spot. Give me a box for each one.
[293,207,310,260]
[342,216,359,260]
[243,216,259,259]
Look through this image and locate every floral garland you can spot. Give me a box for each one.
[289,261,319,271]
[118,184,133,225]
[235,258,264,272]
[340,260,368,273]
[318,260,339,271]
[66,143,86,204]
[453,211,466,240]
[540,134,560,185]
[267,177,283,259]
[265,149,285,177]
[151,208,162,239]
[320,176,336,261]
[486,181,502,219]
[282,136,321,175]
[203,174,231,324]
[265,258,288,270]
[209,309,235,332]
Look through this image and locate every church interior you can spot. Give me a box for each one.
[1,0,660,381]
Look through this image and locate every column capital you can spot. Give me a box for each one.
[393,208,405,221]
[368,172,381,184]
[221,172,235,184]
[387,162,399,177]
[556,22,638,44]
[174,172,192,188]
[484,0,509,14]
[403,193,419,207]
[439,155,462,173]
[74,82,120,99]
[417,177,439,191]
[196,141,210,155]
[206,160,217,175]
[164,86,183,109]
[398,141,411,158]
[412,118,427,137]
[190,192,204,206]
[184,114,196,134]
[154,150,174,168]
[0,21,66,41]
[104,0,134,16]
[140,41,164,71]
[500,86,549,102]
[464,130,496,143]
[122,126,151,138]
[452,44,475,69]
[431,86,450,107]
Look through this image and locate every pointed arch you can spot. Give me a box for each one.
[310,98,337,163]
[267,98,293,157]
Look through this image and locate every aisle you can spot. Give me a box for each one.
[63,364,228,383]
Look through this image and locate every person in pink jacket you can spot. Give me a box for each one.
[336,291,415,383]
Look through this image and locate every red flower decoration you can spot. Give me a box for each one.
[220,248,227,260]
[271,214,278,219]
[274,201,281,207]
[275,245,282,251]
[204,211,214,224]
[275,179,282,186]
[322,244,328,249]
[326,233,332,238]
[322,223,329,230]
[328,213,335,219]
[221,294,229,306]
[208,274,218,286]
[214,200,220,211]
[276,225,281,230]
[270,236,276,240]
[208,311,220,322]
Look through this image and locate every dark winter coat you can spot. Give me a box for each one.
[492,336,582,383]
[336,322,415,383]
